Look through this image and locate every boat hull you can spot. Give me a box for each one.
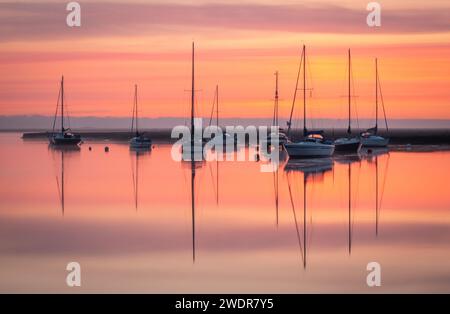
[334,138,361,153]
[130,137,152,149]
[50,135,82,146]
[361,136,389,147]
[284,142,335,158]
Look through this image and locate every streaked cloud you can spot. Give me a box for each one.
[0,1,449,43]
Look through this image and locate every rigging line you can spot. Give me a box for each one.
[350,62,360,130]
[287,46,304,137]
[52,84,61,133]
[131,86,136,134]
[377,71,389,132]
[208,88,217,127]
[306,56,315,130]
[63,88,71,130]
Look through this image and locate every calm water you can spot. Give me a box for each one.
[0,132,449,293]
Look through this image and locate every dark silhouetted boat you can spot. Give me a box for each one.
[49,76,82,146]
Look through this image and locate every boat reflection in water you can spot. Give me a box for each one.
[284,158,334,269]
[360,147,390,236]
[335,154,361,255]
[48,145,80,216]
[130,147,151,211]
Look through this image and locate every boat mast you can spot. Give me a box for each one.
[347,50,351,135]
[375,58,378,133]
[273,71,279,127]
[303,45,307,137]
[61,76,64,133]
[191,42,195,160]
[135,84,139,137]
[216,84,219,205]
[216,85,219,127]
[190,42,196,263]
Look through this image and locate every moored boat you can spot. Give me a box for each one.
[49,76,82,146]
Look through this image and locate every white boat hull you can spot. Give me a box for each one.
[284,142,335,158]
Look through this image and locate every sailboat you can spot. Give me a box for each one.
[129,84,152,149]
[207,85,234,147]
[262,71,288,146]
[334,49,361,153]
[182,42,204,160]
[49,76,82,146]
[361,58,389,147]
[284,45,335,158]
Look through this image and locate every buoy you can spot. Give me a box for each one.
[89,147,92,151]
[105,146,109,152]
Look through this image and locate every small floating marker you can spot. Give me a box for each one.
[105,146,109,152]
[89,146,92,151]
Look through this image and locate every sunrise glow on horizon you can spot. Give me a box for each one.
[0,0,449,122]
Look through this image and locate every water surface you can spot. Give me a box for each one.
[0,133,449,293]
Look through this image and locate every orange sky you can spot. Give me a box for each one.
[0,0,449,121]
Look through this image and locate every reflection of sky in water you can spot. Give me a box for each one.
[0,133,449,292]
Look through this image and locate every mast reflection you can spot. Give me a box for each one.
[284,158,334,269]
[49,145,80,216]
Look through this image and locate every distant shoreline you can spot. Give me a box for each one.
[16,128,450,145]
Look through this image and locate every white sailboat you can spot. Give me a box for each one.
[334,49,362,153]
[262,71,288,146]
[49,76,82,146]
[129,84,152,149]
[181,42,204,160]
[284,45,335,158]
[361,58,389,147]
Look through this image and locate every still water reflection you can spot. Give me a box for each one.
[0,133,449,292]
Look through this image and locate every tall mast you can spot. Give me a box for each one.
[303,45,307,137]
[61,76,64,133]
[216,85,219,128]
[135,84,139,136]
[375,58,378,133]
[191,42,195,153]
[216,85,219,206]
[273,71,279,126]
[347,49,351,135]
[190,42,196,262]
